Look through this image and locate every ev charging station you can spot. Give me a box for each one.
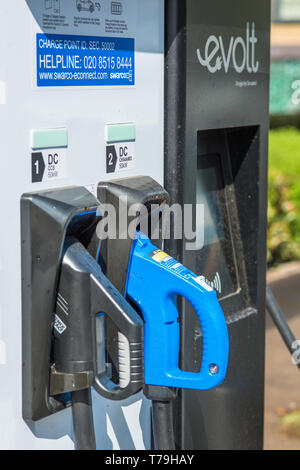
[0,0,270,450]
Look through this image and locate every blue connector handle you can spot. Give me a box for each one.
[125,233,229,390]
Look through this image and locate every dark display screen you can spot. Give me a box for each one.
[196,164,225,247]
[196,153,239,299]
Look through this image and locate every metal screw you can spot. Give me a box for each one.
[209,363,219,375]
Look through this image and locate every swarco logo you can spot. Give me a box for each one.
[196,23,259,74]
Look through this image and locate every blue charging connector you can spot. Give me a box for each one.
[125,232,229,390]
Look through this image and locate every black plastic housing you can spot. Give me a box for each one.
[21,186,99,422]
[98,176,169,294]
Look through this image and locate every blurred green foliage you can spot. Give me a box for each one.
[280,409,300,439]
[268,127,300,266]
[270,112,300,130]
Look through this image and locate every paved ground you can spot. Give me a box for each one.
[265,262,300,450]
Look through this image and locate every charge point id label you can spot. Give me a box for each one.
[36,33,135,87]
[106,142,135,174]
[31,148,67,183]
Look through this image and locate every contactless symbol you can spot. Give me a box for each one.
[205,272,222,294]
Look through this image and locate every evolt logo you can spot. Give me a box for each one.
[196,23,259,74]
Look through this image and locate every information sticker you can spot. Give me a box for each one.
[31,148,67,183]
[106,142,135,174]
[36,33,135,87]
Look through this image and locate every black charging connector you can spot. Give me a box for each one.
[51,237,144,450]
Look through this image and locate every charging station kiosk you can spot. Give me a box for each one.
[0,0,270,450]
[165,1,271,449]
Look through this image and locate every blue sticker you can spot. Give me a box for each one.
[36,33,135,87]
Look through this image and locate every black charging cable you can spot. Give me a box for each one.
[71,389,96,450]
[152,401,175,450]
[144,385,177,450]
